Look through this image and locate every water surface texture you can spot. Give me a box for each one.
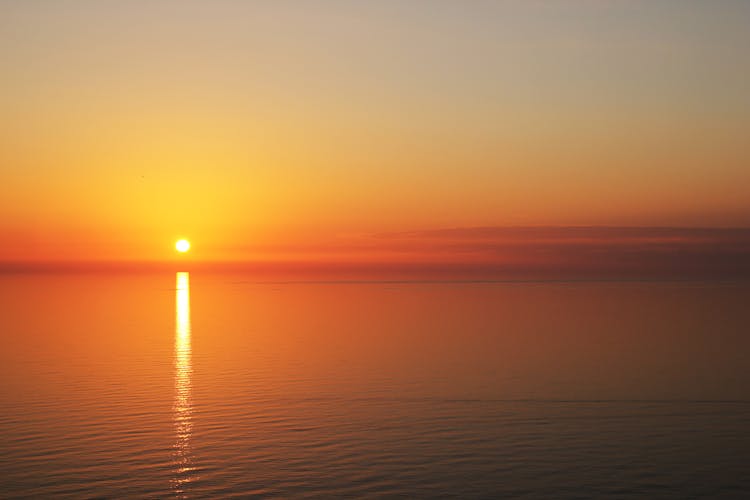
[1,273,749,498]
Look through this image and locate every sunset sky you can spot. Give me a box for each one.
[2,1,749,264]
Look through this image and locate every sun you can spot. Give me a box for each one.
[175,239,191,253]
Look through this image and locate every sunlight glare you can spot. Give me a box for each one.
[173,272,194,489]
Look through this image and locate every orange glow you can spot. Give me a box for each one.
[0,2,749,266]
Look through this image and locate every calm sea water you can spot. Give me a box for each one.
[1,273,749,498]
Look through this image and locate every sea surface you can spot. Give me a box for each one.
[1,273,749,498]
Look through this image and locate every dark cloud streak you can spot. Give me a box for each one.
[2,227,749,280]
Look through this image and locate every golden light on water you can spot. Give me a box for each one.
[173,271,194,490]
[175,239,191,253]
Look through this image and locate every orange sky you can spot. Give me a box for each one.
[1,1,750,264]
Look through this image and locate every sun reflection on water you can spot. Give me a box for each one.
[173,272,194,492]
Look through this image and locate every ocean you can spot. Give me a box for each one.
[1,272,749,498]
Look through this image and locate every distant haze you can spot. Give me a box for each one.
[2,1,749,263]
